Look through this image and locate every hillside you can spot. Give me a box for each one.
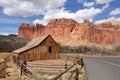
[18,18,120,47]
[0,35,29,52]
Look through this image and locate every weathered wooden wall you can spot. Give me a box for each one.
[18,36,59,61]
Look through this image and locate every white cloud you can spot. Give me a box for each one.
[110,8,120,16]
[0,0,108,25]
[0,0,66,17]
[33,19,47,25]
[33,7,102,25]
[96,0,114,4]
[33,19,42,25]
[95,17,120,24]
[95,0,113,11]
[102,4,109,10]
[75,7,102,20]
[83,2,94,7]
[0,32,18,35]
[33,8,76,25]
[0,32,10,35]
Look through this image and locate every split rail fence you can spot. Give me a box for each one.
[12,56,84,80]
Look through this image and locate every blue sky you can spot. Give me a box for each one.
[0,0,120,35]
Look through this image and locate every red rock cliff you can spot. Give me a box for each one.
[18,18,120,46]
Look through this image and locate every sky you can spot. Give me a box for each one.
[0,0,120,35]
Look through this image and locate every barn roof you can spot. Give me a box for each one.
[13,34,55,53]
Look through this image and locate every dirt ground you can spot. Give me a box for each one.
[28,59,73,65]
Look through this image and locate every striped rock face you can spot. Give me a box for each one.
[18,18,120,47]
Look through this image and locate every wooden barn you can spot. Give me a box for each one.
[13,35,59,61]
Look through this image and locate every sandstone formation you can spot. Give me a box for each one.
[18,18,120,47]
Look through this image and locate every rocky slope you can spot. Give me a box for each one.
[18,18,120,47]
[0,35,29,52]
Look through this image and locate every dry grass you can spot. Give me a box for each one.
[0,76,32,80]
[29,59,73,65]
[0,52,13,59]
[59,52,120,58]
[0,52,30,80]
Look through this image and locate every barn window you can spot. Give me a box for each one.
[48,46,52,53]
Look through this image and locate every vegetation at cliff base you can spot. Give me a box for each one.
[59,44,120,54]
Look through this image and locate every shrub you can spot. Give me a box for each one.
[88,45,106,53]
[59,44,107,53]
[112,43,120,52]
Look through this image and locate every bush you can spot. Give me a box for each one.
[88,45,106,53]
[59,44,107,53]
[112,43,120,52]
[59,45,74,53]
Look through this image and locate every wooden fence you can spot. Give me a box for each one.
[13,56,84,80]
[51,58,84,80]
[12,56,38,79]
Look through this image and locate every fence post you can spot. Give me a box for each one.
[65,58,67,69]
[76,58,84,69]
[20,60,27,76]
[23,60,27,74]
[80,58,84,69]
[20,63,23,76]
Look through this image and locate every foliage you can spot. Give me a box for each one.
[59,44,107,53]
[59,42,120,53]
[0,35,29,52]
[112,43,120,52]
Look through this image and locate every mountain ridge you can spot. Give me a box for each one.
[18,18,120,47]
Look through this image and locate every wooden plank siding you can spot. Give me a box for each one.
[17,35,59,61]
